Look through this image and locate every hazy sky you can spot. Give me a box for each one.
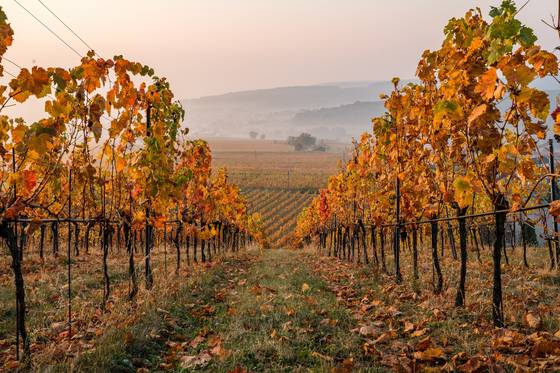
[0,0,558,99]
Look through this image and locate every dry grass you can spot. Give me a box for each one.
[0,241,234,369]
[303,241,560,370]
[207,137,348,153]
[208,137,346,189]
[21,249,385,372]
[207,249,384,372]
[207,138,294,152]
[213,151,343,172]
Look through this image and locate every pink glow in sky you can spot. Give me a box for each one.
[1,0,558,99]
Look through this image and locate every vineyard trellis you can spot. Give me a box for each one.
[294,1,560,328]
[4,216,253,358]
[0,6,267,366]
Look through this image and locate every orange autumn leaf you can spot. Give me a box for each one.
[550,200,560,221]
[475,68,497,101]
[23,169,36,192]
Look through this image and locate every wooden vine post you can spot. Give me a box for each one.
[67,168,72,340]
[549,139,559,269]
[394,176,402,284]
[145,105,153,289]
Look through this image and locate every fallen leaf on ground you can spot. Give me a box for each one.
[189,334,205,349]
[179,351,212,369]
[413,347,445,362]
[358,325,380,337]
[531,339,560,358]
[403,321,415,333]
[411,328,428,338]
[311,351,333,361]
[416,336,433,351]
[363,341,380,356]
[210,343,231,359]
[456,356,486,372]
[524,312,542,329]
[373,331,395,344]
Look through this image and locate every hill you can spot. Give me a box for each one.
[182,80,560,142]
[182,81,409,141]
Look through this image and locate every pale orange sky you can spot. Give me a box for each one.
[1,0,558,99]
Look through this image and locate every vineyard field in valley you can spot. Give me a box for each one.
[244,189,317,248]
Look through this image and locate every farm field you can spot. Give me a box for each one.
[244,188,317,248]
[208,137,342,249]
[208,137,347,190]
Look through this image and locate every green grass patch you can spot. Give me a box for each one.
[207,250,384,372]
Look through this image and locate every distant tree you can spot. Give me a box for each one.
[315,139,328,152]
[249,131,258,139]
[260,134,266,140]
[288,133,317,151]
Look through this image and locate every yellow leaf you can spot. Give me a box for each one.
[115,157,126,172]
[468,36,483,52]
[413,347,445,362]
[411,328,428,338]
[453,176,472,208]
[475,68,497,101]
[467,104,486,124]
[524,120,547,139]
[453,176,471,193]
[12,124,26,144]
[550,200,560,221]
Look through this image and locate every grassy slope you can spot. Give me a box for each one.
[58,249,384,373]
[208,249,382,372]
[18,243,560,372]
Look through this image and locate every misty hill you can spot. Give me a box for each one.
[292,101,385,126]
[182,79,560,142]
[187,80,410,112]
[182,81,406,141]
[289,101,386,139]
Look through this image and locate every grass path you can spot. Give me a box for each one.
[64,249,383,372]
[207,249,381,372]
[26,246,560,372]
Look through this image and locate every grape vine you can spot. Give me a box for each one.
[0,6,260,363]
[294,1,560,327]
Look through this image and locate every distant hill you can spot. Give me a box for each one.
[292,101,385,126]
[182,81,408,141]
[181,80,560,142]
[186,80,412,111]
[290,101,385,140]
